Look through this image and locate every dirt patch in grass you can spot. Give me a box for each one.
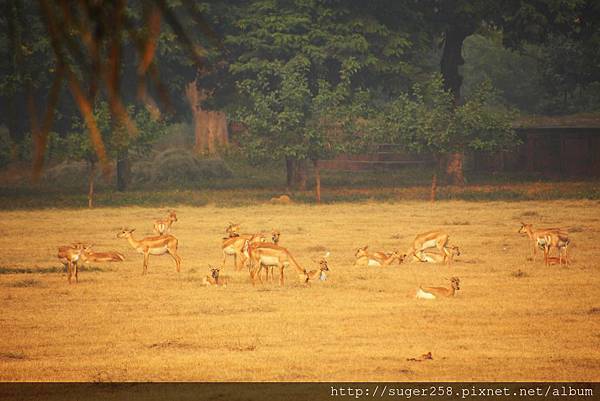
[0,351,28,361]
[5,279,46,288]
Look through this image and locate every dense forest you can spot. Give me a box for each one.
[1,0,599,200]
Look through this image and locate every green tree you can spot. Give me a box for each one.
[1,0,208,188]
[381,0,598,184]
[208,0,412,195]
[67,101,166,207]
[374,75,518,197]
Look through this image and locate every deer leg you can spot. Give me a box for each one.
[442,246,452,266]
[168,249,181,272]
[67,260,73,284]
[74,262,78,283]
[143,251,150,275]
[250,263,261,286]
[279,264,284,287]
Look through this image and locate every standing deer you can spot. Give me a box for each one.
[57,243,92,284]
[407,231,457,266]
[117,228,181,275]
[153,210,178,235]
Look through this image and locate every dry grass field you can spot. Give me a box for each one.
[0,200,599,382]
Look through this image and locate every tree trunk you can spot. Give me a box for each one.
[445,152,465,186]
[285,157,307,190]
[286,157,295,189]
[430,172,437,203]
[295,159,307,191]
[186,79,228,155]
[313,160,321,203]
[440,24,473,186]
[116,149,130,192]
[88,160,96,208]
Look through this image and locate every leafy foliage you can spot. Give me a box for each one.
[373,75,518,156]
[212,0,414,164]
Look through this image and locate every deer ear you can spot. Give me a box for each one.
[131,228,136,232]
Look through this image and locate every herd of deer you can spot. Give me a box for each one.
[56,210,572,300]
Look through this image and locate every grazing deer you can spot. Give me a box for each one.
[300,256,330,285]
[407,231,457,266]
[57,243,92,284]
[354,246,404,267]
[153,210,178,235]
[202,265,228,287]
[222,233,266,270]
[117,228,181,275]
[412,246,460,264]
[518,222,567,262]
[416,277,460,300]
[246,242,307,286]
[542,231,571,267]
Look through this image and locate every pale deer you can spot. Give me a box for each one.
[412,246,460,264]
[57,243,92,284]
[354,246,404,267]
[246,242,307,286]
[542,231,571,267]
[408,231,457,266]
[300,257,330,285]
[202,265,228,287]
[518,222,567,262]
[117,228,181,275]
[153,210,178,235]
[222,233,266,270]
[416,277,460,300]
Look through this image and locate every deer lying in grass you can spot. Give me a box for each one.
[82,250,125,263]
[543,231,571,267]
[202,265,228,287]
[246,242,307,286]
[299,255,330,285]
[57,243,92,284]
[153,210,178,235]
[518,222,567,262]
[412,246,460,264]
[407,231,457,266]
[354,246,404,267]
[416,277,460,300]
[117,228,181,275]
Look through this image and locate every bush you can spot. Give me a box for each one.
[133,149,233,185]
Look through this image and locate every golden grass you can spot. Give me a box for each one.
[0,201,599,381]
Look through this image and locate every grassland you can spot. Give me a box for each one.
[0,201,599,381]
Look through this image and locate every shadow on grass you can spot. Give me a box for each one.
[0,266,111,274]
